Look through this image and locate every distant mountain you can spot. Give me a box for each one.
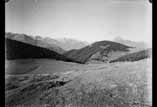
[53,38,89,51]
[6,32,36,45]
[34,36,65,54]
[114,36,149,52]
[64,40,132,63]
[110,48,152,63]
[5,38,82,64]
[5,32,89,53]
[5,33,65,54]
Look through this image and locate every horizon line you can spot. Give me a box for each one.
[5,31,151,44]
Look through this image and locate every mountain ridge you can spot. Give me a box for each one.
[5,32,89,53]
[64,40,133,63]
[5,38,82,64]
[5,32,65,54]
[110,48,152,63]
[113,36,150,50]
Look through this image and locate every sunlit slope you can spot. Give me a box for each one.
[64,40,132,63]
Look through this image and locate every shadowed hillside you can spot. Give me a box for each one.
[110,49,152,63]
[5,32,65,54]
[5,32,89,53]
[5,38,82,63]
[64,40,132,63]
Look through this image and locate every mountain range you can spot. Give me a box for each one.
[5,38,81,63]
[113,36,150,51]
[5,32,88,54]
[5,32,151,63]
[52,37,89,51]
[64,40,133,63]
[110,48,152,63]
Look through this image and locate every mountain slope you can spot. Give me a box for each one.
[64,40,132,63]
[5,33,65,54]
[5,58,152,106]
[6,32,36,45]
[34,36,65,54]
[5,32,89,53]
[55,38,89,51]
[114,36,149,51]
[5,38,81,63]
[110,48,152,63]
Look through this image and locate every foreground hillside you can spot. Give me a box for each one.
[5,58,152,107]
[5,59,84,75]
[64,40,132,63]
[5,38,81,63]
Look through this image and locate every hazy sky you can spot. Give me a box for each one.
[5,0,152,44]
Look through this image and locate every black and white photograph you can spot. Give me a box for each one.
[5,0,152,107]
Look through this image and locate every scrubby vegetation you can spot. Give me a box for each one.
[5,74,59,91]
[5,75,151,107]
[5,59,152,107]
[5,74,72,107]
[9,83,150,107]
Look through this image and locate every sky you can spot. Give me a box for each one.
[5,0,152,44]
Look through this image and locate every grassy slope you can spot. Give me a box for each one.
[5,58,152,107]
[110,49,152,63]
[64,40,132,63]
[5,59,84,75]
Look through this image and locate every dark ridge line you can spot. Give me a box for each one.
[5,38,83,64]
